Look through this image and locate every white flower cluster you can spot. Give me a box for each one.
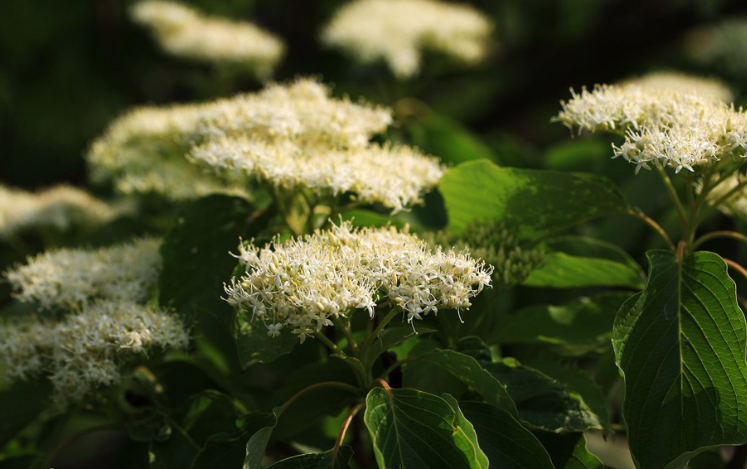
[1,238,190,406]
[190,138,443,212]
[556,72,747,174]
[321,0,493,78]
[188,79,442,211]
[0,302,189,406]
[87,78,394,201]
[0,184,120,240]
[224,221,493,342]
[5,238,162,310]
[131,0,285,76]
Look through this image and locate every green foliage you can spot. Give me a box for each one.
[364,387,488,468]
[613,250,747,468]
[439,160,630,239]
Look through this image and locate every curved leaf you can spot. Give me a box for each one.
[533,432,604,469]
[495,292,631,356]
[267,446,354,469]
[364,387,488,469]
[459,401,555,469]
[613,250,747,468]
[439,160,629,240]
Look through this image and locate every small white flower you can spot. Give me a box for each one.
[267,323,283,338]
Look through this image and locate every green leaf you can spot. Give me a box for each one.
[442,394,490,468]
[613,250,747,468]
[193,412,275,469]
[405,112,498,165]
[523,236,644,289]
[526,359,611,434]
[403,340,468,398]
[362,324,436,369]
[495,292,631,356]
[485,359,603,432]
[150,424,200,469]
[439,160,629,240]
[182,390,246,447]
[544,139,610,173]
[416,349,518,416]
[244,413,278,469]
[533,432,604,469]
[364,387,488,468]
[159,194,260,317]
[234,309,300,370]
[459,401,555,469]
[0,380,51,448]
[266,446,354,469]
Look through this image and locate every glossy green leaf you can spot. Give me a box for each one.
[613,250,747,468]
[442,394,490,468]
[495,292,631,356]
[364,387,488,469]
[403,340,468,398]
[267,446,354,469]
[193,412,275,469]
[244,413,278,469]
[459,401,555,469]
[416,348,518,416]
[533,432,604,469]
[524,236,644,289]
[439,160,629,239]
[486,359,602,432]
[362,324,436,369]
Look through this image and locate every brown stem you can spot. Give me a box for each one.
[379,357,420,379]
[692,231,747,252]
[334,403,364,455]
[724,258,747,285]
[278,381,360,415]
[625,209,675,251]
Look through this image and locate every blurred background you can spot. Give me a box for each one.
[5,1,747,467]
[4,0,747,189]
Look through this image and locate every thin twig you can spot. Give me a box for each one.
[724,258,747,285]
[334,403,365,455]
[625,209,675,251]
[278,381,361,415]
[692,231,747,251]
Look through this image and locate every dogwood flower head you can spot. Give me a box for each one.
[87,78,391,200]
[322,0,493,78]
[225,221,492,342]
[5,238,161,310]
[131,0,285,76]
[424,220,545,288]
[189,137,444,212]
[0,301,189,406]
[556,72,747,174]
[0,185,121,240]
[192,78,392,148]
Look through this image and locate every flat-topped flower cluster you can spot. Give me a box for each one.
[224,221,493,342]
[556,72,747,174]
[131,0,285,76]
[0,184,120,240]
[5,237,162,310]
[89,78,443,210]
[322,0,493,78]
[1,238,189,406]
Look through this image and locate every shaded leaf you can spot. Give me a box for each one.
[364,387,488,468]
[267,446,354,469]
[0,380,51,448]
[459,401,555,469]
[486,359,602,432]
[234,309,300,370]
[613,250,747,468]
[533,432,604,469]
[439,160,629,240]
[416,348,518,416]
[495,292,631,356]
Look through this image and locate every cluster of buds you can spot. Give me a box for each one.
[424,220,544,288]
